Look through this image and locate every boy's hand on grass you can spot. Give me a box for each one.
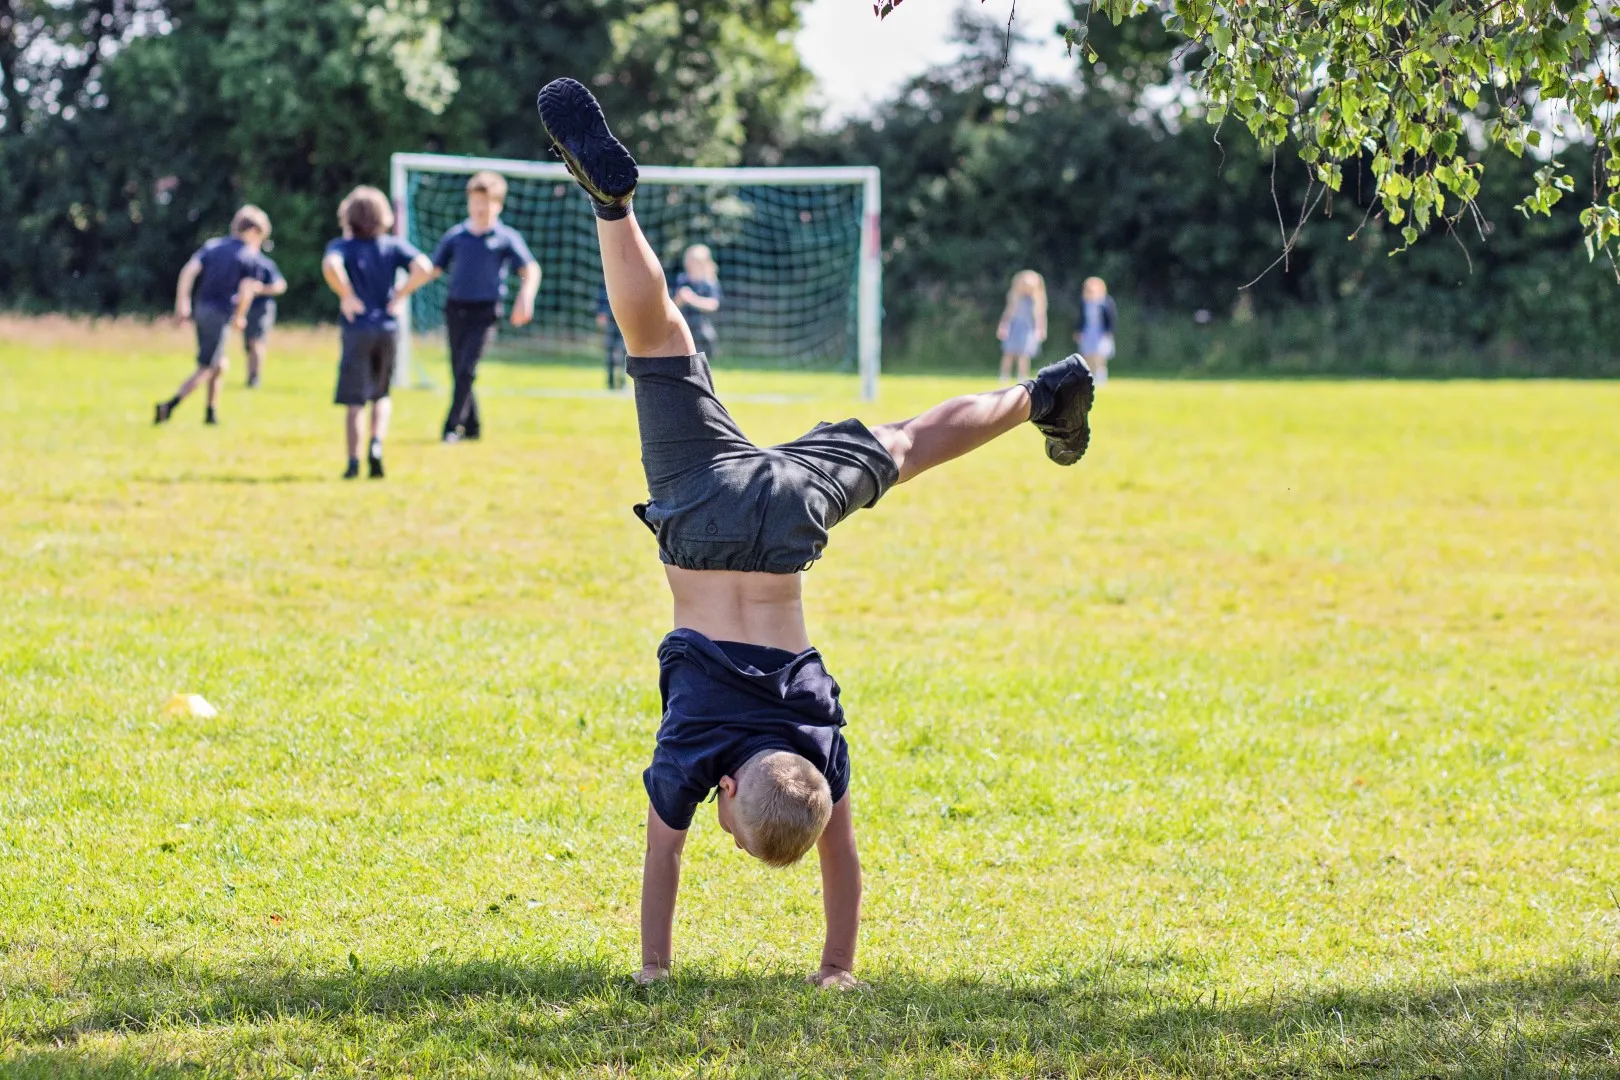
[633,964,670,986]
[808,967,867,992]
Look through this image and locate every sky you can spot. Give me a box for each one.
[796,0,1080,122]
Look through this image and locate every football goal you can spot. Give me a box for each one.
[390,153,883,399]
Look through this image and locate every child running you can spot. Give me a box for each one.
[425,171,541,442]
[995,269,1047,383]
[320,186,435,479]
[242,249,287,388]
[536,78,1095,989]
[154,205,278,426]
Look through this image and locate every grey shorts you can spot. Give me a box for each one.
[628,353,899,574]
[243,300,276,343]
[194,304,231,368]
[334,325,396,406]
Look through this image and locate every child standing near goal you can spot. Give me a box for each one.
[536,77,1095,988]
[425,171,542,442]
[672,244,722,359]
[320,186,435,479]
[154,206,277,426]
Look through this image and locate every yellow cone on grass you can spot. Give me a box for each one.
[164,693,218,718]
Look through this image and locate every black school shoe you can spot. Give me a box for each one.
[343,459,361,480]
[1024,354,1095,466]
[367,441,385,479]
[536,78,638,219]
[154,401,173,425]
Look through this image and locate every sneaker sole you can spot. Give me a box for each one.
[536,79,637,206]
[1043,366,1095,467]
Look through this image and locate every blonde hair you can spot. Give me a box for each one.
[230,205,271,239]
[733,750,833,867]
[1083,276,1108,299]
[466,170,508,205]
[683,244,717,282]
[1005,270,1047,321]
[338,186,394,240]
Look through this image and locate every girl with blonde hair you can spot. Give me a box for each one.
[996,270,1047,382]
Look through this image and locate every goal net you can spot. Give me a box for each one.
[390,153,882,399]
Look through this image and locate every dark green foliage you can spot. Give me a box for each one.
[0,0,806,318]
[793,14,1620,376]
[2,2,1615,375]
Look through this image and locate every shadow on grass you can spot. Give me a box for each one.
[135,473,328,486]
[5,954,1616,1077]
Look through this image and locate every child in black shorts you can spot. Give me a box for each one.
[537,78,1094,989]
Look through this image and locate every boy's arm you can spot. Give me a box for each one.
[174,259,202,320]
[674,287,720,314]
[639,805,687,983]
[230,280,263,330]
[322,253,366,321]
[392,254,437,303]
[813,795,862,988]
[511,262,541,326]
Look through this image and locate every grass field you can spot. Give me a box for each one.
[1,315,1617,1078]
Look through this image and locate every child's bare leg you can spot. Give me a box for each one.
[170,366,210,403]
[369,397,392,443]
[345,406,364,460]
[871,384,1032,484]
[598,215,695,357]
[998,352,1013,382]
[246,339,265,384]
[1016,354,1031,381]
[206,366,225,411]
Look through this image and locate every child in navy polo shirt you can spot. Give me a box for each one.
[538,78,1095,990]
[425,171,541,442]
[242,250,286,389]
[154,205,279,426]
[672,244,721,359]
[320,186,435,479]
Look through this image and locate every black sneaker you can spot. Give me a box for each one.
[154,401,173,425]
[246,374,260,389]
[1025,354,1095,466]
[343,459,360,480]
[536,78,638,219]
[367,448,385,479]
[204,407,218,426]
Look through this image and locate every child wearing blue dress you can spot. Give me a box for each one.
[1074,276,1118,388]
[996,270,1047,383]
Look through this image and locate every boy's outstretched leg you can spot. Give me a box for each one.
[871,354,1095,482]
[537,78,692,358]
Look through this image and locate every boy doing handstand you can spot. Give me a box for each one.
[537,79,1095,989]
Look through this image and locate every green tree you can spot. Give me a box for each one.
[877,0,1620,265]
[598,0,812,166]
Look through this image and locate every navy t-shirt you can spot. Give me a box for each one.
[247,254,285,315]
[673,272,722,338]
[192,237,271,312]
[324,235,423,329]
[643,629,849,831]
[431,221,536,303]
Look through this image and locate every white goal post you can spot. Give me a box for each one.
[389,152,883,400]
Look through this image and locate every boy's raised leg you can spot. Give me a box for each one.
[871,354,1095,481]
[537,78,693,358]
[597,216,695,358]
